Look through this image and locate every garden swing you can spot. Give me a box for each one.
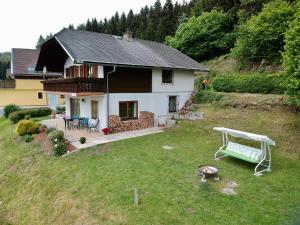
[213,127,276,176]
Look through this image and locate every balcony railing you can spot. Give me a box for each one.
[42,78,106,93]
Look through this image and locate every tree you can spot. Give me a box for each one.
[165,10,235,61]
[36,34,53,50]
[232,0,295,63]
[0,52,10,80]
[283,3,300,106]
[36,35,45,50]
[191,0,203,17]
[119,12,127,34]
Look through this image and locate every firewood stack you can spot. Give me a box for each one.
[109,111,154,134]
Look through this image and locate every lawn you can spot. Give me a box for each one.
[0,106,299,225]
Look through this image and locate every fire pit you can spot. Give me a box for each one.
[199,165,219,182]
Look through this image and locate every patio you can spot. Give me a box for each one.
[41,117,164,150]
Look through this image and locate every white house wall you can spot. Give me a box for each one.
[152,69,194,93]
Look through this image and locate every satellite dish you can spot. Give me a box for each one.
[42,66,47,80]
[43,66,47,74]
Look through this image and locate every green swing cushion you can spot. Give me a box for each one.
[220,141,262,163]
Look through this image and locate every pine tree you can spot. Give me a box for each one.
[191,0,203,17]
[119,12,127,34]
[36,35,45,50]
[127,9,135,33]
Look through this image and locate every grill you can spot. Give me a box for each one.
[199,165,219,182]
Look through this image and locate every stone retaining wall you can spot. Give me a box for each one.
[109,111,154,134]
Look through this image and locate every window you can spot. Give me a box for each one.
[70,98,80,118]
[168,96,178,113]
[119,101,138,120]
[91,100,98,119]
[162,70,173,84]
[37,92,43,99]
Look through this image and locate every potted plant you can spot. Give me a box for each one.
[79,137,86,144]
[102,128,109,135]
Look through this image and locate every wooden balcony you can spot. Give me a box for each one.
[42,78,106,96]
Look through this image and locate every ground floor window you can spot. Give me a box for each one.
[119,101,138,120]
[168,96,178,113]
[91,100,98,119]
[70,98,80,118]
[37,92,43,99]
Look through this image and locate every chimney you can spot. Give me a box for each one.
[123,31,133,41]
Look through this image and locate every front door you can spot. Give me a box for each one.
[49,94,57,109]
[168,96,178,113]
[70,98,80,118]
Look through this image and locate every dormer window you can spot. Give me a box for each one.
[162,70,173,84]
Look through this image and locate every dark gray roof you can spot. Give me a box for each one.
[11,48,62,78]
[54,29,208,71]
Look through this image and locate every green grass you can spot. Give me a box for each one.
[0,107,299,225]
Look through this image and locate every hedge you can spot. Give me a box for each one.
[9,107,52,123]
[212,74,285,94]
[3,104,20,118]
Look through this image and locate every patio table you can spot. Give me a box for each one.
[63,117,84,130]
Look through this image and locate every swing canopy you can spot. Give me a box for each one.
[213,127,275,145]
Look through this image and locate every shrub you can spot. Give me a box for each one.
[193,90,223,104]
[16,120,40,136]
[53,142,67,156]
[56,106,66,114]
[282,3,300,106]
[80,137,86,144]
[23,134,33,143]
[4,104,20,118]
[9,107,52,123]
[48,130,64,143]
[212,74,285,94]
[46,127,56,134]
[24,115,31,120]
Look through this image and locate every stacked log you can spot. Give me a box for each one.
[109,111,154,134]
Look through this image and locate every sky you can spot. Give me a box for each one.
[0,0,167,52]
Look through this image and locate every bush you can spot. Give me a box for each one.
[232,0,295,62]
[80,137,86,144]
[9,107,52,123]
[212,74,285,94]
[16,120,40,136]
[48,130,64,143]
[53,142,67,156]
[46,127,56,134]
[56,106,65,114]
[4,104,20,118]
[24,115,31,120]
[282,3,300,106]
[23,134,33,143]
[193,90,223,104]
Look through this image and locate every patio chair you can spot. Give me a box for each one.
[72,119,80,130]
[88,118,99,133]
[81,117,89,129]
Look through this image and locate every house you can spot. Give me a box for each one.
[36,29,208,131]
[0,48,64,108]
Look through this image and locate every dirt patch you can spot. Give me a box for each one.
[33,131,52,155]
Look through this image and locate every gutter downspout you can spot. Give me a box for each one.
[106,65,116,129]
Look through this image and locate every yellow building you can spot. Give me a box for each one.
[0,48,64,108]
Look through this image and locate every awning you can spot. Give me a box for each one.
[213,127,276,145]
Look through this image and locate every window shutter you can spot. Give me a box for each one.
[79,65,84,77]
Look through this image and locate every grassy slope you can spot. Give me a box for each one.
[0,107,299,225]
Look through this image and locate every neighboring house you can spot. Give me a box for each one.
[36,29,208,130]
[0,48,64,108]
